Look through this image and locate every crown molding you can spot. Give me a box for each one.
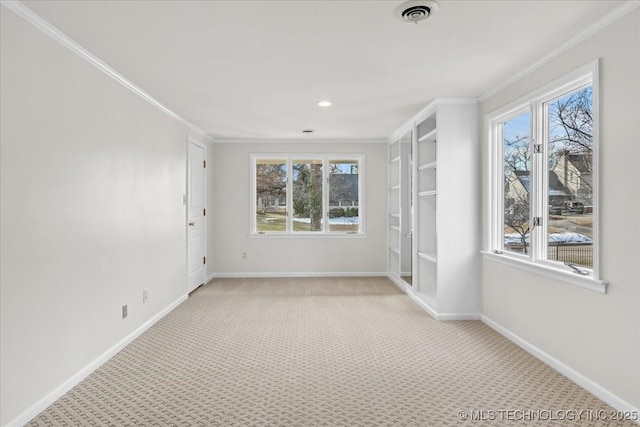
[479,0,640,102]
[1,0,214,142]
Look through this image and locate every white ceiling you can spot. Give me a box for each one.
[22,0,624,141]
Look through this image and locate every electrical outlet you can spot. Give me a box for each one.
[122,305,128,319]
[143,289,148,303]
[242,252,248,260]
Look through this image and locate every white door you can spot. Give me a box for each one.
[187,140,206,293]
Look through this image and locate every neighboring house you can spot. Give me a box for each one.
[553,151,593,202]
[504,169,573,208]
[504,170,529,207]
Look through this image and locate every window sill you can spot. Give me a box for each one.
[249,233,368,239]
[481,251,608,294]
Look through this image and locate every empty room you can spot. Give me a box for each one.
[1,0,639,425]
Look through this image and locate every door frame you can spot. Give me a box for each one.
[186,136,207,293]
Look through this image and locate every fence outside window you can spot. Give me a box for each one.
[547,245,593,267]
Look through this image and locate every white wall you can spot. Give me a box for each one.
[481,9,640,409]
[0,8,190,425]
[208,142,387,276]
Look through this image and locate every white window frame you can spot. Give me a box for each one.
[250,154,366,238]
[484,60,607,293]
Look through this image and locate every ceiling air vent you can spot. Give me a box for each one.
[394,0,439,24]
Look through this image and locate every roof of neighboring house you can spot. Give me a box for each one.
[510,170,571,197]
[514,170,530,192]
[566,153,592,173]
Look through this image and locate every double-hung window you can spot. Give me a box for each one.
[252,155,364,236]
[486,61,605,292]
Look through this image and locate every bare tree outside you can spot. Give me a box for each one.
[293,161,323,231]
[548,86,593,203]
[502,112,531,254]
[546,85,594,267]
[255,161,287,232]
[504,191,531,253]
[254,157,362,234]
[500,85,594,266]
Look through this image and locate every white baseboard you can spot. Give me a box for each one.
[432,311,481,321]
[387,273,412,292]
[482,315,640,424]
[388,273,481,321]
[210,271,388,279]
[7,294,188,427]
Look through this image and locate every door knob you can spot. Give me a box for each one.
[188,221,195,227]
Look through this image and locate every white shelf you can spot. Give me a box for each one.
[388,134,405,281]
[418,251,437,263]
[418,161,437,171]
[389,101,480,317]
[418,128,437,143]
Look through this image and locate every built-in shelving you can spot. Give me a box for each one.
[388,99,480,319]
[388,139,402,279]
[418,251,437,263]
[418,161,437,171]
[417,128,437,143]
[388,130,413,285]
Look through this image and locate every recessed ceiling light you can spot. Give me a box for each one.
[318,101,332,107]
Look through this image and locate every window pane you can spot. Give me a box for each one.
[329,160,359,233]
[255,160,287,232]
[293,160,323,232]
[502,112,531,254]
[546,85,593,268]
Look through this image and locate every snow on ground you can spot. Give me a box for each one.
[293,217,359,225]
[504,232,592,245]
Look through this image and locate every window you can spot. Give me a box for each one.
[487,61,604,291]
[502,110,531,255]
[255,159,287,232]
[328,159,360,233]
[544,86,595,269]
[292,159,324,232]
[252,155,364,235]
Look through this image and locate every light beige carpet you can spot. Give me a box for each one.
[29,277,635,426]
